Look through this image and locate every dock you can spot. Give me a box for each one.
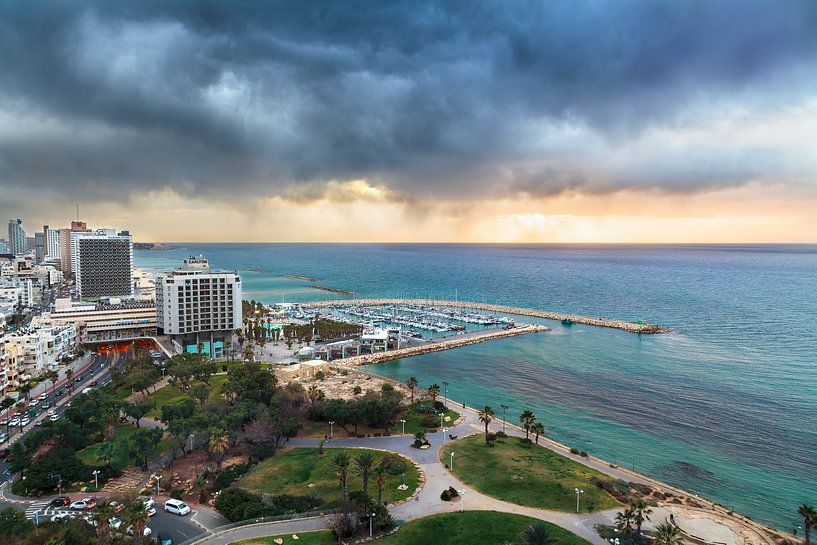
[332,323,549,366]
[307,298,670,334]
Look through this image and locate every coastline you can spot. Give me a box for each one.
[348,365,788,545]
[306,298,670,334]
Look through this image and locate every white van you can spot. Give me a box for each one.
[163,499,190,516]
[82,387,93,394]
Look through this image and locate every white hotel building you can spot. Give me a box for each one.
[156,256,241,358]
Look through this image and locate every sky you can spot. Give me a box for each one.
[1,1,816,243]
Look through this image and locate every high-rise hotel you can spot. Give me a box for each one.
[156,256,242,357]
[71,229,134,300]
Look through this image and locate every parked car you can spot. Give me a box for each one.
[109,500,125,513]
[29,399,39,407]
[127,526,152,537]
[9,417,20,427]
[47,408,56,416]
[109,518,123,530]
[0,433,7,443]
[69,498,96,510]
[163,499,191,516]
[49,414,61,422]
[89,381,98,387]
[38,393,47,400]
[158,534,173,545]
[51,512,74,523]
[50,496,71,508]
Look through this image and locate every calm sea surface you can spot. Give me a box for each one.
[135,244,817,529]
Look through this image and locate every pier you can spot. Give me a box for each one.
[331,323,549,366]
[306,298,670,334]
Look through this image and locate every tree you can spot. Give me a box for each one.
[354,451,376,496]
[427,384,440,404]
[331,451,351,501]
[208,429,230,467]
[374,463,387,505]
[93,500,117,545]
[307,385,325,411]
[519,410,536,440]
[478,405,495,445]
[615,508,635,534]
[127,500,150,545]
[631,499,653,540]
[65,368,74,393]
[653,522,683,545]
[0,507,34,536]
[18,382,32,401]
[521,521,560,545]
[531,422,546,444]
[127,428,164,469]
[97,442,115,469]
[406,377,418,404]
[799,504,816,545]
[123,400,155,428]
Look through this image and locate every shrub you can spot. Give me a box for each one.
[215,463,251,490]
[382,456,407,475]
[432,401,446,411]
[250,442,277,462]
[495,431,508,439]
[170,489,184,500]
[420,415,438,428]
[569,447,580,455]
[447,487,459,498]
[579,450,588,458]
[353,385,362,395]
[414,404,438,415]
[440,489,452,501]
[214,487,267,522]
[315,370,326,381]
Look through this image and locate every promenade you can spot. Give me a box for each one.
[307,298,670,334]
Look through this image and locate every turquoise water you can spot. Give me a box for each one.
[135,244,817,529]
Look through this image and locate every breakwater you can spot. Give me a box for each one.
[309,285,355,295]
[307,298,669,334]
[332,324,549,366]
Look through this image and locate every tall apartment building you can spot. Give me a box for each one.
[44,226,61,260]
[34,231,45,262]
[60,222,89,276]
[7,219,26,255]
[0,240,8,254]
[71,229,134,300]
[156,256,241,358]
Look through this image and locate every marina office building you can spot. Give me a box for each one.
[156,256,242,358]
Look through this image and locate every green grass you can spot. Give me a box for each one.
[441,435,620,513]
[144,374,228,418]
[76,423,168,470]
[238,447,420,508]
[379,511,592,545]
[230,531,335,545]
[401,402,460,435]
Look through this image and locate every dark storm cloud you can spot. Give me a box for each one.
[0,0,816,204]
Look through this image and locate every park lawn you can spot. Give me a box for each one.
[76,423,168,470]
[145,374,228,418]
[238,447,420,508]
[401,403,460,435]
[440,435,620,513]
[376,511,592,545]
[230,531,335,545]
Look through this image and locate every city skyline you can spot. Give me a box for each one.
[1,2,816,242]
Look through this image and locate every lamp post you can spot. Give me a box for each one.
[161,367,166,378]
[156,475,162,497]
[92,469,101,490]
[459,489,466,512]
[439,412,444,428]
[329,421,335,438]
[442,381,449,408]
[500,404,508,433]
[574,488,584,513]
[400,419,406,434]
[188,433,195,451]
[22,476,26,495]
[369,512,375,537]
[449,451,455,471]
[442,428,446,443]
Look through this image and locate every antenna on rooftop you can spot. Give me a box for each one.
[76,203,80,221]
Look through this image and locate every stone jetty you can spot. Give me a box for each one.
[307,298,670,334]
[332,323,548,366]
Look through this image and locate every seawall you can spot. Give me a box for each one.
[306,298,670,334]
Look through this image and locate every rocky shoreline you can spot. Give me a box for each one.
[308,298,670,334]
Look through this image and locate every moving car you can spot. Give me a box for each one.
[163,499,191,516]
[9,417,20,427]
[47,408,56,416]
[38,393,47,400]
[30,399,39,407]
[50,496,71,508]
[50,513,74,523]
[50,414,61,422]
[69,498,97,510]
[20,417,30,427]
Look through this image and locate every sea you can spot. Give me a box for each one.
[135,243,817,530]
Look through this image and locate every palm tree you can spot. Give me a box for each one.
[799,504,816,545]
[18,382,32,401]
[521,521,560,545]
[653,522,683,545]
[331,451,351,501]
[531,422,546,444]
[615,508,635,534]
[65,368,74,393]
[374,463,387,504]
[631,499,653,539]
[519,410,536,440]
[478,405,495,444]
[128,500,149,545]
[208,430,230,467]
[44,370,59,394]
[406,377,418,404]
[354,451,376,496]
[427,384,440,404]
[97,442,115,469]
[93,501,117,545]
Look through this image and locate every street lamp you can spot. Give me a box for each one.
[459,489,466,512]
[22,476,26,495]
[500,404,509,433]
[449,451,455,471]
[329,421,335,438]
[438,412,444,428]
[442,428,446,443]
[92,469,101,490]
[442,381,449,408]
[369,512,376,537]
[400,419,406,434]
[574,488,584,513]
[156,475,162,497]
[188,433,195,451]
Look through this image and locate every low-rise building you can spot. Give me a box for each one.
[5,321,76,377]
[49,298,157,343]
[0,337,22,395]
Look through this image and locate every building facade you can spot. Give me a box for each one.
[7,219,26,256]
[50,299,157,343]
[156,256,241,358]
[44,226,61,260]
[72,229,134,300]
